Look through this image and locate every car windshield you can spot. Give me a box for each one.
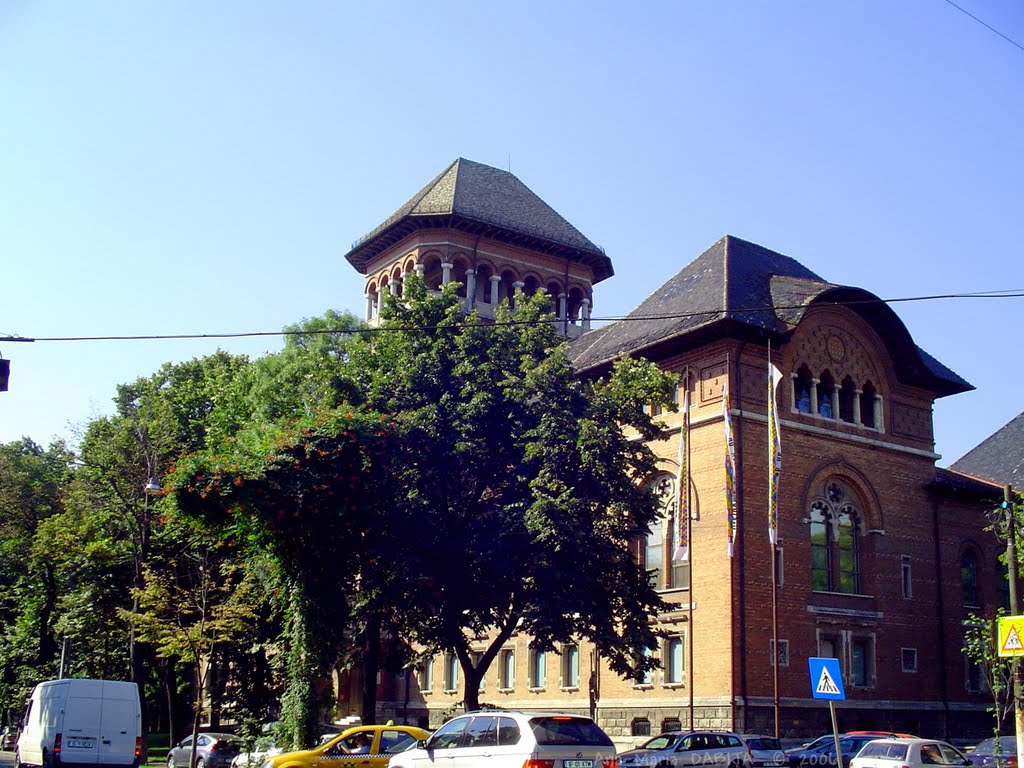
[528,717,613,746]
[857,743,909,760]
[749,738,782,750]
[640,734,683,750]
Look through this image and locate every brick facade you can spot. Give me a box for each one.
[341,160,1004,746]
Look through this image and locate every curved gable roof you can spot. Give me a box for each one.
[344,158,612,281]
[570,235,972,397]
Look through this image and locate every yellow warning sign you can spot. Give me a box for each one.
[998,616,1024,657]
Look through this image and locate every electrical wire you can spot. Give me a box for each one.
[3,289,1023,344]
[943,0,1024,53]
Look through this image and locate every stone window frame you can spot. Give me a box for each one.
[418,656,434,693]
[443,652,459,692]
[770,639,790,667]
[528,648,547,690]
[498,647,515,691]
[901,554,913,599]
[633,646,654,688]
[809,479,864,595]
[662,633,686,687]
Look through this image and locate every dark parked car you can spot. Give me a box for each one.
[788,735,879,768]
[967,737,1017,768]
[168,733,243,768]
[2,727,19,751]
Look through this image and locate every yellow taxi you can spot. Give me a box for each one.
[259,725,430,768]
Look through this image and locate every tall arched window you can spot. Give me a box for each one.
[809,479,863,594]
[961,550,979,606]
[817,371,835,419]
[794,366,813,414]
[643,475,690,591]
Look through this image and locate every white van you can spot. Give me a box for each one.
[15,679,142,768]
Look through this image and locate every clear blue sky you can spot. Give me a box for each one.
[1,1,1021,467]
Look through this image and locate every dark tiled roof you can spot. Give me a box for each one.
[950,411,1024,489]
[569,235,973,398]
[930,466,1003,499]
[345,158,612,281]
[571,236,822,369]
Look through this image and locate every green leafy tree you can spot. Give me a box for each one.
[122,518,256,758]
[342,276,676,711]
[170,408,397,747]
[71,352,254,725]
[963,611,1014,733]
[0,438,75,720]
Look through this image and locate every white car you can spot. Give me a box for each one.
[387,710,616,768]
[231,738,281,768]
[851,738,971,768]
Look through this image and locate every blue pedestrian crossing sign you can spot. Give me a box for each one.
[808,657,846,700]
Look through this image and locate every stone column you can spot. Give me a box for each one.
[874,395,884,433]
[831,389,840,422]
[441,262,453,285]
[414,263,425,276]
[512,281,524,311]
[489,275,501,307]
[389,279,400,296]
[364,293,374,323]
[465,269,477,311]
[790,373,798,414]
[558,292,568,322]
[581,298,592,332]
[853,389,863,425]
[810,378,820,416]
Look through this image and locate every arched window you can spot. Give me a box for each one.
[839,376,857,423]
[861,382,878,429]
[961,550,979,606]
[794,366,813,414]
[642,475,690,591]
[817,371,835,419]
[809,479,863,594]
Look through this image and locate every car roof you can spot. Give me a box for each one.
[464,710,595,718]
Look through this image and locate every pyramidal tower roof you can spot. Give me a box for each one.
[344,158,612,281]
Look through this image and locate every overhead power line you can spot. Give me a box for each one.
[3,288,1023,344]
[943,0,1024,53]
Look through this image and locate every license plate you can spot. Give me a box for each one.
[564,762,594,768]
[68,739,95,749]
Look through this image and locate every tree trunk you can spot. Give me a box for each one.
[462,665,482,712]
[360,613,381,725]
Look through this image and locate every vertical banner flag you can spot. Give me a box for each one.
[673,382,690,562]
[724,375,737,557]
[768,357,783,546]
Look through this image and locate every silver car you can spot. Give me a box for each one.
[168,733,243,768]
[618,731,752,768]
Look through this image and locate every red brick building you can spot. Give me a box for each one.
[340,159,1006,742]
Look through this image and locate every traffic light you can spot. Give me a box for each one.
[0,358,8,391]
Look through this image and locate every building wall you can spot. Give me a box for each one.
[351,229,1000,743]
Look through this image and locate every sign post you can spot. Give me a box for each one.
[809,657,846,768]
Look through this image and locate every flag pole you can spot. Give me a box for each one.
[769,341,781,738]
[685,370,694,730]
